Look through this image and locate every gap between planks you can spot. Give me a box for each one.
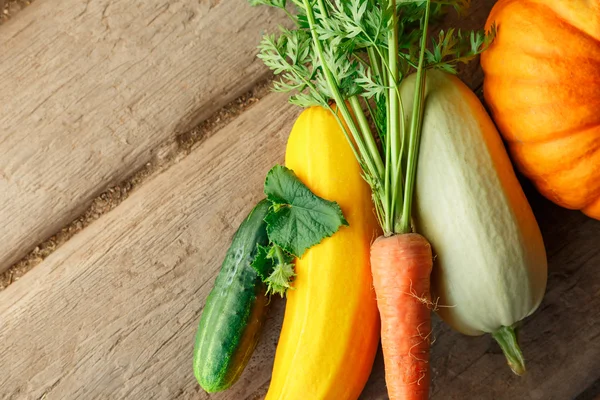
[0,0,290,275]
[0,0,489,278]
[0,58,480,291]
[0,80,274,291]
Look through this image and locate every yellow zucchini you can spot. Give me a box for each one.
[265,106,380,400]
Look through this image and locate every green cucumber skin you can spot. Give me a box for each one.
[193,200,270,393]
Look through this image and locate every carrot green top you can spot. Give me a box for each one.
[250,0,494,236]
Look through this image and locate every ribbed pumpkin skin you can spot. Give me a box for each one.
[265,107,380,400]
[481,0,600,219]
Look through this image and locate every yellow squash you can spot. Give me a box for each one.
[265,107,380,400]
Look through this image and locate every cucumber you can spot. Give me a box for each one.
[193,199,271,393]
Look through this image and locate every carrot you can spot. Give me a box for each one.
[370,233,433,400]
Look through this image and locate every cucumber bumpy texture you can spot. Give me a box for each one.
[193,199,271,393]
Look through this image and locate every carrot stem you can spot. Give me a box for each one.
[398,0,431,234]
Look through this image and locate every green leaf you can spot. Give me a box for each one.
[252,244,296,297]
[248,0,286,7]
[264,165,348,257]
[257,29,328,107]
[374,94,387,147]
[424,24,496,73]
[264,260,296,297]
[356,62,386,101]
[264,245,296,297]
[251,244,275,281]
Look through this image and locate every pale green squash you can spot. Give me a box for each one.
[401,70,548,375]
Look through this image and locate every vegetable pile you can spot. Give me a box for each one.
[188,0,586,398]
[193,165,348,392]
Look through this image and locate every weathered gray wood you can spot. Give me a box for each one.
[0,92,298,400]
[0,0,287,272]
[3,0,600,399]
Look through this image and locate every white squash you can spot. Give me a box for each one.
[401,70,548,375]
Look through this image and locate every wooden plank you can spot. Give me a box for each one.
[0,91,298,399]
[4,1,599,399]
[0,0,287,272]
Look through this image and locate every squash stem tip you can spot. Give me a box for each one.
[492,325,526,376]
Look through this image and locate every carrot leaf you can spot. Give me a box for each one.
[250,0,493,236]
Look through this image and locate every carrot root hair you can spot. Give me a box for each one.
[403,280,456,313]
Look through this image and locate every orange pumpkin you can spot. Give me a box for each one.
[481,0,600,219]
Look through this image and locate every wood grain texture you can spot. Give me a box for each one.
[0,0,287,272]
[0,92,298,400]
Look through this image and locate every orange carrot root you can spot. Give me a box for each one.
[370,233,433,400]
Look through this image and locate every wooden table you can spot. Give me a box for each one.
[0,0,598,399]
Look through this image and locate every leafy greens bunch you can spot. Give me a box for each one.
[249,0,494,236]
